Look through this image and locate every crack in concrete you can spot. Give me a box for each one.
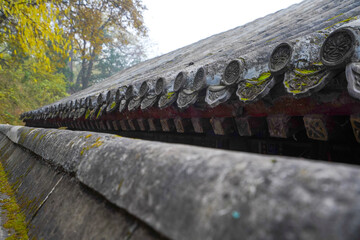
[30,175,63,222]
[125,221,139,240]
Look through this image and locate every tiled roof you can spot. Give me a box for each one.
[21,0,360,144]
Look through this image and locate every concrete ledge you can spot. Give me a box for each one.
[0,130,165,239]
[1,124,360,239]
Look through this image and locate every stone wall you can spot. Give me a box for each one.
[1,124,360,239]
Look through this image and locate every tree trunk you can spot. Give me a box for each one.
[82,61,90,89]
[82,49,96,90]
[84,58,94,86]
[76,57,87,88]
[68,40,74,82]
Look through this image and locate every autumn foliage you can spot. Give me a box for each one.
[57,0,147,89]
[0,0,70,70]
[0,0,147,125]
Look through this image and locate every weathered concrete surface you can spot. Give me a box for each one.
[0,137,63,223]
[0,128,166,240]
[0,126,108,173]
[77,137,360,240]
[29,175,165,240]
[1,124,360,240]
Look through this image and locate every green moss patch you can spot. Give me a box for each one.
[110,102,116,109]
[265,37,278,43]
[80,137,104,156]
[32,132,39,141]
[85,109,91,119]
[327,13,343,21]
[245,72,272,87]
[166,92,175,99]
[96,107,105,120]
[294,69,318,75]
[257,72,271,81]
[0,162,29,240]
[325,16,357,30]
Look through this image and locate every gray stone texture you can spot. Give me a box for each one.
[1,124,360,239]
[29,175,165,240]
[0,127,166,240]
[0,138,63,223]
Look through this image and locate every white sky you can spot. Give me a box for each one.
[142,0,303,58]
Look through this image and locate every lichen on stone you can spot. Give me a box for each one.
[85,109,91,119]
[166,92,175,99]
[32,132,39,141]
[80,137,104,156]
[0,162,29,240]
[237,72,272,101]
[324,16,358,30]
[284,69,325,94]
[294,69,318,75]
[96,109,102,119]
[110,102,116,109]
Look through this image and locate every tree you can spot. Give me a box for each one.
[0,48,68,125]
[0,0,70,71]
[58,0,147,90]
[90,39,146,85]
[0,0,70,125]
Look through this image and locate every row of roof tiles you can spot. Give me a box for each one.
[21,25,360,121]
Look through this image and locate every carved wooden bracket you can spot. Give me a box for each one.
[303,115,330,141]
[160,119,174,132]
[350,114,360,143]
[105,121,113,131]
[148,118,161,132]
[127,119,137,131]
[174,117,192,133]
[112,120,120,131]
[235,116,266,137]
[210,117,233,135]
[267,115,291,138]
[191,118,205,133]
[119,119,129,131]
[137,119,148,131]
